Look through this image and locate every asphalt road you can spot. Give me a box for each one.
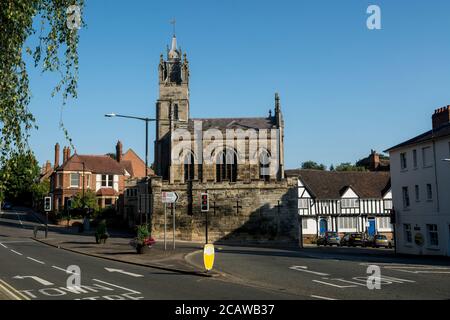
[0,209,301,300]
[187,244,450,300]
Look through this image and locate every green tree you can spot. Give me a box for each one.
[335,162,367,172]
[71,189,99,211]
[0,151,40,205]
[329,164,335,171]
[301,161,327,170]
[31,178,50,202]
[0,0,85,200]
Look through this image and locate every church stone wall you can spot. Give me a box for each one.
[148,176,299,243]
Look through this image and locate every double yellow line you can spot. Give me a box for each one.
[0,279,30,300]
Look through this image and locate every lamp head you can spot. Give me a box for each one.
[105,113,116,117]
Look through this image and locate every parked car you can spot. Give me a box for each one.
[367,234,393,248]
[317,231,341,246]
[340,232,364,247]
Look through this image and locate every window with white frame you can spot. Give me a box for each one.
[377,217,390,229]
[427,224,439,246]
[298,198,309,209]
[384,199,393,210]
[426,184,433,200]
[302,219,308,229]
[404,224,412,243]
[402,187,410,209]
[86,174,90,188]
[338,217,357,229]
[413,149,417,168]
[70,173,80,187]
[341,198,359,208]
[101,174,114,188]
[422,146,433,167]
[400,152,407,170]
[415,185,420,202]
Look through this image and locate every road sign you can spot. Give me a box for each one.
[203,244,215,271]
[161,192,178,203]
[44,196,52,212]
[201,193,209,212]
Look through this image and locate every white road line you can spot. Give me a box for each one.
[0,243,7,248]
[0,279,30,300]
[289,266,330,276]
[311,294,338,300]
[52,266,80,275]
[92,279,141,294]
[10,250,22,256]
[27,257,45,264]
[331,278,367,287]
[312,280,357,288]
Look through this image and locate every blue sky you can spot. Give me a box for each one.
[26,0,450,169]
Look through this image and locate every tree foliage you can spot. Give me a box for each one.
[0,0,84,199]
[301,161,327,171]
[335,162,367,172]
[71,189,99,211]
[0,151,40,204]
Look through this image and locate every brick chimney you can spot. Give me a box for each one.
[54,143,60,168]
[63,146,67,163]
[45,160,51,173]
[66,147,71,161]
[116,141,123,162]
[432,106,450,130]
[369,149,380,171]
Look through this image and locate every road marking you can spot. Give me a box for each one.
[0,243,7,248]
[52,266,80,275]
[289,266,330,276]
[0,279,30,300]
[0,240,34,244]
[331,278,367,287]
[92,279,140,294]
[13,276,54,286]
[104,268,144,278]
[27,257,45,264]
[10,249,22,256]
[390,269,450,274]
[312,279,357,288]
[311,294,338,300]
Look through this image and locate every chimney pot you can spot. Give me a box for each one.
[116,141,123,163]
[432,106,450,130]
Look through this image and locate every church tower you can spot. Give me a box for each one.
[155,33,190,178]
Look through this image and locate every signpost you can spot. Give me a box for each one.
[161,192,178,250]
[203,243,215,272]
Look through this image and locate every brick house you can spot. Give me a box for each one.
[49,141,150,213]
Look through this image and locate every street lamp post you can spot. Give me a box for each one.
[105,113,156,230]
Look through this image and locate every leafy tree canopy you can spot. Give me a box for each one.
[335,162,367,172]
[301,161,327,171]
[0,151,40,203]
[1,0,84,198]
[71,189,99,211]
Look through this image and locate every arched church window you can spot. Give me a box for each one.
[259,149,271,181]
[173,104,179,120]
[216,149,237,182]
[184,152,195,182]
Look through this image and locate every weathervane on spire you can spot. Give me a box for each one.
[170,18,176,36]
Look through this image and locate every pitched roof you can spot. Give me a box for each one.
[96,188,118,196]
[285,169,391,199]
[384,122,450,152]
[188,117,276,132]
[56,154,125,175]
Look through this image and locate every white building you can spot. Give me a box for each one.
[386,106,450,256]
[286,170,393,244]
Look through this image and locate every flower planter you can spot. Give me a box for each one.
[136,244,151,254]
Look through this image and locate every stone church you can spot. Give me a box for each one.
[142,34,298,243]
